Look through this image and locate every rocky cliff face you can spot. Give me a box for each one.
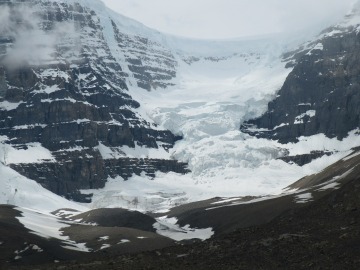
[241,11,360,143]
[0,0,187,201]
[111,21,177,91]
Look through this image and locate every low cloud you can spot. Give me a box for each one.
[103,0,355,39]
[0,4,80,69]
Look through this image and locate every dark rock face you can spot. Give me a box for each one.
[10,155,189,202]
[241,25,360,143]
[104,158,190,180]
[111,21,177,91]
[70,208,158,232]
[0,1,188,201]
[277,150,333,166]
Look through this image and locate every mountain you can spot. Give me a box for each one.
[241,4,360,144]
[0,0,189,202]
[1,0,360,268]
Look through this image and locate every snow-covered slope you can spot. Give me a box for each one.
[0,162,87,212]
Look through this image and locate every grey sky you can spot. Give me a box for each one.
[101,0,356,39]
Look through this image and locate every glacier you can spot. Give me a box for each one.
[78,1,360,213]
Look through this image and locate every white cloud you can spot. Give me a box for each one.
[0,5,80,69]
[102,0,356,39]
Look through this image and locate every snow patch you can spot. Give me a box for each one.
[0,142,55,164]
[118,239,130,244]
[306,43,323,55]
[98,236,109,241]
[100,244,111,250]
[96,142,171,160]
[154,216,214,241]
[294,110,316,124]
[16,207,90,252]
[318,182,340,191]
[12,124,47,130]
[273,123,289,130]
[0,101,23,111]
[295,193,313,203]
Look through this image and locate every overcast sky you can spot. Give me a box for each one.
[102,0,356,39]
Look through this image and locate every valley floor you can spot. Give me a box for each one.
[12,165,360,270]
[7,150,360,269]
